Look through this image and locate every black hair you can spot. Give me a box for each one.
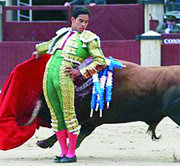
[71,6,90,19]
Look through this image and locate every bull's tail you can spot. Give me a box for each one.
[146,118,163,141]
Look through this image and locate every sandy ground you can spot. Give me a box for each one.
[0,117,180,166]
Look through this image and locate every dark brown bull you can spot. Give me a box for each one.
[33,59,180,149]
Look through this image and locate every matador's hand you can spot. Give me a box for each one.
[65,67,81,79]
[32,51,41,60]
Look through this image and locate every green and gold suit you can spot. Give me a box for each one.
[36,27,106,134]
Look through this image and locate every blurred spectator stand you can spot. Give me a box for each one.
[165,0,180,12]
[2,4,144,41]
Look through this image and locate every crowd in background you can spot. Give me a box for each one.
[8,0,180,34]
[166,0,180,11]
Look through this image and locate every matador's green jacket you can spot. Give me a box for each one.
[36,27,106,79]
[35,27,106,133]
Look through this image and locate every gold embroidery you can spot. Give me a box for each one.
[59,61,79,133]
[63,46,77,55]
[79,39,106,79]
[43,57,58,131]
[36,40,52,54]
[67,40,79,48]
[61,53,84,63]
[82,43,87,48]
[81,30,96,40]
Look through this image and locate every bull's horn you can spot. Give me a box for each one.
[23,100,42,126]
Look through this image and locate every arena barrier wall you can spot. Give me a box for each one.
[0,39,180,88]
[0,40,140,88]
[161,34,180,66]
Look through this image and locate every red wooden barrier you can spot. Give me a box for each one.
[0,42,37,88]
[161,34,180,66]
[161,44,180,66]
[102,40,140,63]
[2,6,71,41]
[0,40,140,88]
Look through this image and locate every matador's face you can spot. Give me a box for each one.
[71,14,89,32]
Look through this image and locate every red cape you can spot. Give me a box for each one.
[0,54,50,150]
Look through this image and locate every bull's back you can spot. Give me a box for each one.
[106,64,180,124]
[100,66,162,123]
[78,62,180,126]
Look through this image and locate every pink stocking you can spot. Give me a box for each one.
[56,129,68,157]
[66,131,78,158]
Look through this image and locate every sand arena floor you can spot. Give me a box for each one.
[0,117,180,166]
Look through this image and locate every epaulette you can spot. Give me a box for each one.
[47,27,71,54]
[80,30,101,47]
[56,27,71,35]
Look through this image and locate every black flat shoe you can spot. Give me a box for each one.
[53,155,66,163]
[60,156,77,163]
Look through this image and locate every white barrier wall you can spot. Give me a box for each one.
[138,30,162,67]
